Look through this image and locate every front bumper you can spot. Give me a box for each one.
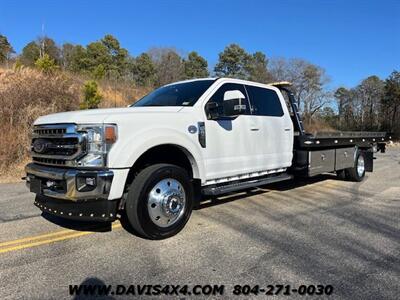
[25,163,114,201]
[34,194,117,221]
[25,163,118,221]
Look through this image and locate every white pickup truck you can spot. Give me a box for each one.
[25,78,389,239]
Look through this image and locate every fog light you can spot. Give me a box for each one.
[86,177,96,186]
[46,180,56,188]
[76,174,97,192]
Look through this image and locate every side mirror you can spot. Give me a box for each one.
[223,90,247,116]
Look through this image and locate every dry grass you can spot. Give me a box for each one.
[0,67,81,182]
[0,158,31,183]
[99,82,151,108]
[303,118,336,135]
[0,67,148,182]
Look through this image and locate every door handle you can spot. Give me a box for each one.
[250,128,259,131]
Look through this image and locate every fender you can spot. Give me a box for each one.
[108,127,206,182]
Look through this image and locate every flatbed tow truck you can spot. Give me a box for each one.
[25,78,391,238]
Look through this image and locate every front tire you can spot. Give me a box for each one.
[125,164,194,239]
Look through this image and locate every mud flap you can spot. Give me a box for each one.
[364,150,374,172]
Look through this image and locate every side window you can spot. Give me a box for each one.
[207,83,251,115]
[246,85,284,117]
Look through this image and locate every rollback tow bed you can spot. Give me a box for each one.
[271,82,391,178]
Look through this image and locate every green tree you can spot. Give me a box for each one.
[0,34,14,64]
[39,37,61,63]
[183,51,209,79]
[91,64,106,80]
[334,87,352,129]
[20,37,60,66]
[20,41,41,66]
[65,45,89,72]
[80,80,102,109]
[61,43,77,69]
[102,34,128,73]
[247,51,271,83]
[383,70,400,133]
[214,44,252,79]
[34,53,59,73]
[85,34,128,78]
[132,53,156,86]
[86,41,110,75]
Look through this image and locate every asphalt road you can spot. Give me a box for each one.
[0,148,399,299]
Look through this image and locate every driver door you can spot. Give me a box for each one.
[202,83,261,181]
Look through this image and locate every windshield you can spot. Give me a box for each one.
[133,79,215,107]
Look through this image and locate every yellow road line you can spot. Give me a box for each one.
[0,222,121,247]
[0,228,84,247]
[0,223,121,255]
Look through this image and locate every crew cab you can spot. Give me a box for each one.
[25,78,389,239]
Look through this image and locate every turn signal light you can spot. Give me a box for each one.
[105,126,117,143]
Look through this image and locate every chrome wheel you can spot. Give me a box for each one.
[357,155,365,177]
[147,178,186,227]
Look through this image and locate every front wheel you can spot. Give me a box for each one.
[345,150,366,182]
[124,164,194,239]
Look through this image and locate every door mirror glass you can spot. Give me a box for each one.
[223,90,247,116]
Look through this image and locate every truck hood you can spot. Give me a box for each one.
[34,106,183,125]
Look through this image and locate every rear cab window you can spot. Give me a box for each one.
[245,85,284,117]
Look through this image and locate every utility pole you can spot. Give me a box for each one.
[40,22,45,58]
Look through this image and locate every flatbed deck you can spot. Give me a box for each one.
[269,82,391,152]
[295,131,390,150]
[313,131,387,138]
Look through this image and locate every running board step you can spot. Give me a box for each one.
[201,173,293,196]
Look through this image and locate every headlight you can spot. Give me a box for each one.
[76,124,117,167]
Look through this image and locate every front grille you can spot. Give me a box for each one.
[31,124,86,167]
[33,157,66,166]
[33,128,67,135]
[32,137,80,156]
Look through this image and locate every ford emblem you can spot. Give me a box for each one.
[33,139,47,154]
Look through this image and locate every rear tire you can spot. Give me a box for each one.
[345,150,366,182]
[125,164,194,239]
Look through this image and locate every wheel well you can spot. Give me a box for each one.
[125,144,196,189]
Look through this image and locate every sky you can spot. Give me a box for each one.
[1,0,399,89]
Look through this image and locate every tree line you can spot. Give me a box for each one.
[331,73,400,135]
[0,33,399,137]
